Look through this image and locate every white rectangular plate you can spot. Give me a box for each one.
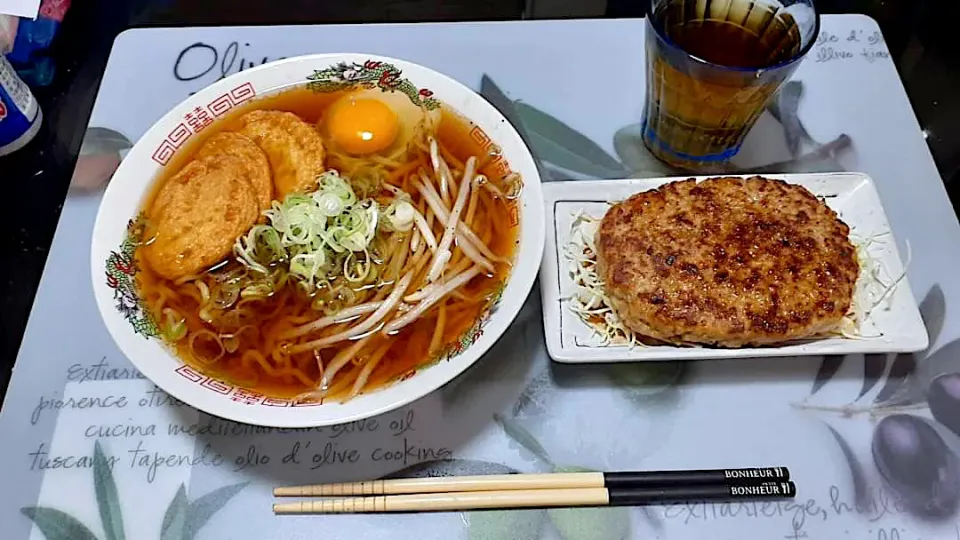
[539,173,929,363]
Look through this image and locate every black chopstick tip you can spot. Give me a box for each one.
[604,466,790,488]
[607,480,796,506]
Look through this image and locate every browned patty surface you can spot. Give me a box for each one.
[595,176,859,347]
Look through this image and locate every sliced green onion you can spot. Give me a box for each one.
[240,281,274,299]
[385,199,416,232]
[341,231,368,252]
[196,281,211,304]
[233,169,387,297]
[317,192,345,216]
[161,308,187,342]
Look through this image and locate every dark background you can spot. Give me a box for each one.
[1,0,959,400]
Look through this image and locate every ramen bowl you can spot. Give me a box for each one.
[91,53,544,427]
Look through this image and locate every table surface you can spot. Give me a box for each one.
[3,0,960,401]
[4,15,960,540]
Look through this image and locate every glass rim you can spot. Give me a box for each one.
[646,4,822,73]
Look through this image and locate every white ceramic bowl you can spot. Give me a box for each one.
[91,53,544,427]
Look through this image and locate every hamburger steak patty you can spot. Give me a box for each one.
[594,176,859,347]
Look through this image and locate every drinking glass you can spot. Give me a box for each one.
[641,0,820,171]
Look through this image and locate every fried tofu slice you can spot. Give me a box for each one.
[236,110,326,199]
[196,132,273,210]
[143,154,259,280]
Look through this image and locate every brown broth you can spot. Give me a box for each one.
[135,85,520,400]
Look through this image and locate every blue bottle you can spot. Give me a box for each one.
[0,54,41,156]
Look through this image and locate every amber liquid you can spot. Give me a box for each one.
[642,0,805,171]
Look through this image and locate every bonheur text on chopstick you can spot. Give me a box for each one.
[273,482,798,514]
[729,483,792,496]
[274,466,790,497]
[723,467,788,480]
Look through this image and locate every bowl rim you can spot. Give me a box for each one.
[90,52,545,427]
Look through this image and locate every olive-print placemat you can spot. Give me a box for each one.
[4,15,960,540]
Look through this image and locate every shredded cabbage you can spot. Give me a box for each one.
[563,211,642,347]
[234,170,381,293]
[835,232,910,339]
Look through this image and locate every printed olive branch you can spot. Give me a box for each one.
[494,415,634,540]
[794,286,960,520]
[791,401,927,418]
[21,440,247,540]
[479,75,851,182]
[795,286,949,418]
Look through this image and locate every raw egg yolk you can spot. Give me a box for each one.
[326,98,400,155]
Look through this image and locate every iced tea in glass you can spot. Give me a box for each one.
[642,0,820,171]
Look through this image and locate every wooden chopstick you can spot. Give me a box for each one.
[274,466,789,497]
[273,466,789,497]
[273,481,797,514]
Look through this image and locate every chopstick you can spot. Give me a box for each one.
[273,481,797,514]
[273,466,789,497]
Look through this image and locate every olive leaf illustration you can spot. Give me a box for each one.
[549,466,631,540]
[929,374,960,439]
[467,511,544,540]
[637,506,663,534]
[482,73,630,180]
[515,102,628,179]
[920,338,960,400]
[524,129,626,179]
[71,127,132,194]
[80,127,134,156]
[93,441,126,540]
[743,134,851,174]
[855,286,947,406]
[157,481,251,540]
[440,301,542,412]
[810,355,845,396]
[494,414,554,466]
[511,369,552,418]
[485,74,852,182]
[799,287,953,412]
[824,423,871,511]
[906,285,958,397]
[383,459,545,540]
[385,458,519,479]
[918,285,946,347]
[20,507,100,540]
[767,81,816,157]
[494,417,634,540]
[544,164,574,182]
[858,354,887,401]
[612,124,677,178]
[873,353,919,406]
[21,440,247,540]
[479,75,550,181]
[509,361,684,438]
[181,481,249,540]
[160,486,188,540]
[763,79,854,172]
[606,362,685,402]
